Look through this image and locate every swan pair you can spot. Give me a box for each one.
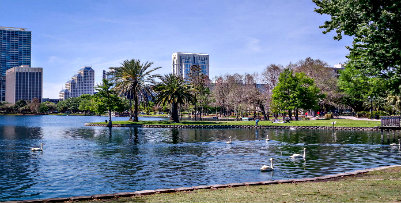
[260,158,274,172]
[290,148,306,159]
[31,143,44,151]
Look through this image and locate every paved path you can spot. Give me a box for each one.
[338,116,380,121]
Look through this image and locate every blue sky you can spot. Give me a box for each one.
[0,0,352,98]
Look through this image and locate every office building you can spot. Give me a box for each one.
[0,26,32,101]
[59,66,95,100]
[172,52,209,80]
[102,67,116,81]
[5,65,42,104]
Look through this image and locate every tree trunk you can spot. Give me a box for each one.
[171,102,179,123]
[259,103,268,120]
[133,89,139,122]
[295,108,299,121]
[200,106,203,121]
[107,109,112,127]
[288,110,292,120]
[128,97,133,121]
[194,94,197,121]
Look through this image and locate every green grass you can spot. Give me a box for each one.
[91,119,380,128]
[82,166,401,203]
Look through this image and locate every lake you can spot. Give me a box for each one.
[0,115,400,201]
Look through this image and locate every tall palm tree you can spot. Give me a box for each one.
[113,59,160,122]
[154,74,194,123]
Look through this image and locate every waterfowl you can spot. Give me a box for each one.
[289,127,296,131]
[265,134,270,142]
[31,143,43,151]
[226,136,232,144]
[290,148,306,159]
[260,158,274,172]
[390,139,401,146]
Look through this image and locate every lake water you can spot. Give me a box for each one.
[0,115,400,201]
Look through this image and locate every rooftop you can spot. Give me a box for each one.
[173,52,209,56]
[0,26,28,31]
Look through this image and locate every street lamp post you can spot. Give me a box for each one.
[368,96,372,116]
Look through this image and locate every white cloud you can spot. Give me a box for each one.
[246,38,262,53]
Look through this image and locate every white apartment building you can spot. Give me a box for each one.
[172,52,209,80]
[59,66,94,100]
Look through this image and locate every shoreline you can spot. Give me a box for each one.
[85,123,383,131]
[9,165,401,203]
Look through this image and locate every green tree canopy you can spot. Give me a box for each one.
[93,79,125,126]
[153,74,194,122]
[313,0,401,93]
[113,59,160,122]
[272,69,324,120]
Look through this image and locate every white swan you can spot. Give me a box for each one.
[260,158,274,172]
[290,148,306,159]
[31,143,43,151]
[390,139,400,146]
[226,136,232,144]
[289,127,296,131]
[265,134,270,142]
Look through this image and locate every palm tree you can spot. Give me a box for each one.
[113,59,160,122]
[154,74,194,123]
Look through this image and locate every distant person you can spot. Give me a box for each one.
[255,119,260,126]
[305,112,308,118]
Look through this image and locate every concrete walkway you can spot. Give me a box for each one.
[338,116,380,121]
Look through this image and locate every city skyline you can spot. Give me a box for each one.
[1,0,353,99]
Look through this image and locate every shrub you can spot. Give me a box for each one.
[324,113,333,119]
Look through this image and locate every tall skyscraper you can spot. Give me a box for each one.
[0,26,32,101]
[59,66,95,100]
[172,52,209,80]
[5,65,42,104]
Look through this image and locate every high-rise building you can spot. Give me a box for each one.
[59,66,95,100]
[0,26,32,101]
[102,67,116,81]
[5,65,42,104]
[172,52,209,80]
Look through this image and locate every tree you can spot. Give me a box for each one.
[272,69,323,120]
[261,64,283,119]
[93,79,125,127]
[313,0,401,94]
[293,57,341,110]
[187,65,210,120]
[113,59,160,122]
[154,74,194,123]
[39,101,57,114]
[212,76,230,117]
[78,94,94,115]
[338,64,388,112]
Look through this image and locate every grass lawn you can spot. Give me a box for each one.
[82,166,401,203]
[91,119,380,128]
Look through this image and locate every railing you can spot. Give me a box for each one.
[381,116,401,127]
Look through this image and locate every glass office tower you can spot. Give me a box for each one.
[0,26,32,101]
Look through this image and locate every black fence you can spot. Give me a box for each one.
[381,116,401,127]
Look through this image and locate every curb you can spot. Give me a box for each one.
[6,165,400,203]
[84,123,383,131]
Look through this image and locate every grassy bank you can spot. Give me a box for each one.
[84,166,401,203]
[91,119,380,128]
